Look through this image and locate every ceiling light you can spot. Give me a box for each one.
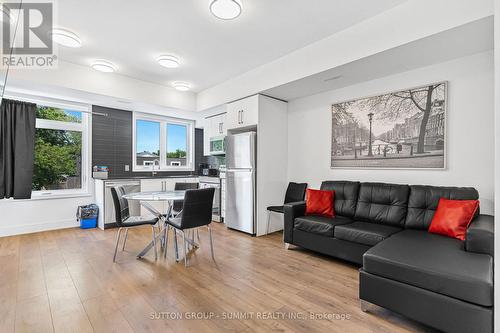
[51,28,82,48]
[91,60,117,73]
[157,55,180,68]
[172,82,191,91]
[209,0,242,20]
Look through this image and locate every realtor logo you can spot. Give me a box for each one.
[1,2,57,68]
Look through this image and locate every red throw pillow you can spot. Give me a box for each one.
[305,189,335,218]
[428,198,479,240]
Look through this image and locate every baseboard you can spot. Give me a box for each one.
[0,219,80,237]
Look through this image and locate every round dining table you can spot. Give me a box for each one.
[122,190,190,259]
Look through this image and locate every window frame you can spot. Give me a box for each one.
[4,92,91,199]
[132,112,194,172]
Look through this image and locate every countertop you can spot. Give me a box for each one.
[94,174,220,181]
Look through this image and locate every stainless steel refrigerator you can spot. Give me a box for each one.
[225,132,256,234]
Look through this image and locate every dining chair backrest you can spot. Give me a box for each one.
[111,186,129,226]
[284,182,308,204]
[179,188,215,229]
[173,182,200,212]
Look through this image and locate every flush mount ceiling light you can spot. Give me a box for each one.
[91,60,117,73]
[209,0,242,20]
[51,28,82,48]
[157,55,180,68]
[172,82,191,91]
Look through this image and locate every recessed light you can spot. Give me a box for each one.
[51,28,82,48]
[172,82,191,91]
[209,0,242,20]
[91,60,117,73]
[157,55,180,68]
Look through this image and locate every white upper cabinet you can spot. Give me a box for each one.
[210,113,226,136]
[226,95,259,130]
[203,113,227,156]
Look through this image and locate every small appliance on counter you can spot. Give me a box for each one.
[198,163,219,177]
[92,165,109,179]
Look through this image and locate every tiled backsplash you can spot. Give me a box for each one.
[92,106,213,179]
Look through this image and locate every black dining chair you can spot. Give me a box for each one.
[172,182,199,216]
[266,182,308,234]
[111,186,160,262]
[164,187,215,267]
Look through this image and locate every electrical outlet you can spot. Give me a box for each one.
[125,165,130,172]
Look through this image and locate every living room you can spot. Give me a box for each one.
[0,1,498,332]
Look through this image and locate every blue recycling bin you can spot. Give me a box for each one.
[77,204,99,229]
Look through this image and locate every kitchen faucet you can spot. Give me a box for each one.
[151,159,160,176]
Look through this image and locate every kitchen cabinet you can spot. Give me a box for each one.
[210,114,226,136]
[140,177,199,217]
[225,94,288,236]
[203,113,227,156]
[226,95,259,130]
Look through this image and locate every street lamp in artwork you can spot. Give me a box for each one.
[367,112,374,157]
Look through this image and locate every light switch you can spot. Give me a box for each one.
[125,165,130,172]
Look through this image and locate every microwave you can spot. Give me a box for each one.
[209,136,226,155]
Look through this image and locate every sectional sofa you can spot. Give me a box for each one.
[283,181,494,333]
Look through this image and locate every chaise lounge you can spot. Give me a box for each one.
[284,181,494,333]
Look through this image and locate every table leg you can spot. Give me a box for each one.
[137,201,167,259]
[174,228,179,262]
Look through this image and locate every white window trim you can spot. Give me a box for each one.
[4,92,92,199]
[132,112,194,172]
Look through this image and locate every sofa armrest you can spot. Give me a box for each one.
[283,201,306,243]
[465,214,494,257]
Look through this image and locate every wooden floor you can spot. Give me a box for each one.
[0,222,436,333]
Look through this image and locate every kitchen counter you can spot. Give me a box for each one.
[93,174,202,180]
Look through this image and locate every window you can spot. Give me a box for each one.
[133,113,194,171]
[32,104,89,195]
[166,123,187,167]
[4,93,91,197]
[135,119,160,166]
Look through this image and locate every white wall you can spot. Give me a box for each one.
[0,195,95,236]
[197,0,493,110]
[0,84,202,237]
[287,51,494,214]
[8,59,197,111]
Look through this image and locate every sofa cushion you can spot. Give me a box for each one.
[428,198,479,240]
[406,185,479,230]
[354,182,410,227]
[363,230,493,307]
[305,188,335,217]
[294,215,352,237]
[320,181,360,218]
[334,222,402,246]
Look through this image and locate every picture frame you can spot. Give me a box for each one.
[331,81,447,169]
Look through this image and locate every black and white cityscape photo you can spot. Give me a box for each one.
[331,82,446,168]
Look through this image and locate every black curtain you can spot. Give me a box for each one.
[0,99,37,199]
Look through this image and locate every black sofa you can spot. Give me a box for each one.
[284,181,494,333]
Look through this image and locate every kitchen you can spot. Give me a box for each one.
[94,94,287,236]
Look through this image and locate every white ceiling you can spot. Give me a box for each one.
[263,17,493,101]
[52,0,405,92]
